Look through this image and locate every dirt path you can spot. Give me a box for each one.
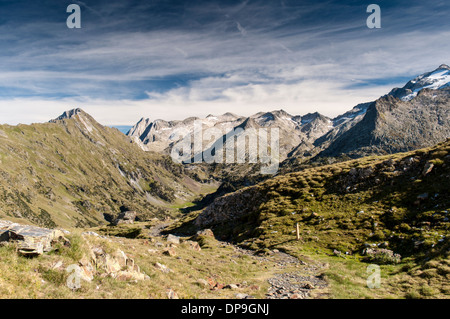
[157,222,329,299]
[222,243,329,299]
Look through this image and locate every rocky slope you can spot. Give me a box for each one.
[316,88,450,159]
[0,108,206,228]
[173,139,450,255]
[169,139,450,298]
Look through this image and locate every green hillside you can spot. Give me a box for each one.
[0,109,210,228]
[169,139,450,298]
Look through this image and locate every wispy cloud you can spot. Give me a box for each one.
[0,0,449,124]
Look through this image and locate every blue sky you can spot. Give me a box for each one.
[0,0,449,125]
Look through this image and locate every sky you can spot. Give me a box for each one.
[0,0,449,126]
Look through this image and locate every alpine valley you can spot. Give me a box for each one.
[0,65,448,299]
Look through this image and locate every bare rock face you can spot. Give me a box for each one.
[0,220,69,257]
[195,187,265,229]
[318,90,450,159]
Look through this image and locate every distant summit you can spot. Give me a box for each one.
[388,64,450,101]
[49,108,84,122]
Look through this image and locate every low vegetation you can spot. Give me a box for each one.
[169,139,450,298]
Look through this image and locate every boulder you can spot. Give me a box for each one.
[163,247,177,257]
[112,211,137,226]
[196,229,215,238]
[184,240,201,251]
[166,234,180,245]
[86,246,148,281]
[0,219,69,257]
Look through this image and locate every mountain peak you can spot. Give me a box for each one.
[388,64,450,101]
[50,108,84,122]
[49,108,101,134]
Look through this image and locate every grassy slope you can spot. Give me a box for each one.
[0,224,298,299]
[170,139,450,298]
[0,111,210,228]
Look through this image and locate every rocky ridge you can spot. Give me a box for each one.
[128,65,450,168]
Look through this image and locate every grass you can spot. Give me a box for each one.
[169,139,450,299]
[0,224,302,299]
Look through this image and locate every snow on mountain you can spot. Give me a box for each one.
[388,64,450,101]
[127,65,450,164]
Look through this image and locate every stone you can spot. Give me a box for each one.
[91,246,105,258]
[207,277,216,288]
[114,249,129,268]
[196,229,214,238]
[333,249,342,256]
[163,247,177,257]
[197,279,209,287]
[78,257,95,282]
[303,283,315,289]
[112,211,137,226]
[422,162,434,176]
[224,284,239,290]
[52,260,64,270]
[82,231,102,237]
[155,262,171,273]
[417,193,429,201]
[184,240,201,251]
[167,289,179,299]
[104,255,122,273]
[166,234,180,245]
[114,270,149,281]
[362,247,401,264]
[0,220,69,257]
[213,283,224,290]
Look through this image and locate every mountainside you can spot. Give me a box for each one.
[283,65,450,170]
[0,108,207,228]
[316,88,450,158]
[168,139,450,298]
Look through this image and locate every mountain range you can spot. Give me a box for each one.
[0,65,448,229]
[127,64,450,169]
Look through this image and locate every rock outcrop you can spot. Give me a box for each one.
[0,220,69,256]
[112,211,137,226]
[79,244,150,282]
